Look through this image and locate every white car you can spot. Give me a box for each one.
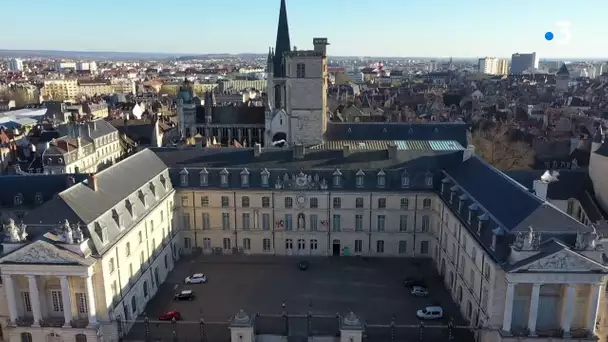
[185,273,207,284]
[410,286,429,297]
[416,306,443,320]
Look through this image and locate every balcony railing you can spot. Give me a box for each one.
[15,316,89,328]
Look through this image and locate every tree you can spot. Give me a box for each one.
[470,122,534,170]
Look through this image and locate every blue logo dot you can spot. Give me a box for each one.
[545,32,554,41]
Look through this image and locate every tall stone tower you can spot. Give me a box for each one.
[265,0,328,147]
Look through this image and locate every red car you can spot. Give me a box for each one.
[158,311,182,321]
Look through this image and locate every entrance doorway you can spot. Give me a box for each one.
[332,239,341,256]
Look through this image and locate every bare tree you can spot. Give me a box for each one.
[470,122,534,170]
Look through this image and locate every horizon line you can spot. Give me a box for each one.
[0,49,606,61]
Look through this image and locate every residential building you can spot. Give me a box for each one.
[497,59,509,75]
[478,57,500,75]
[42,119,122,174]
[511,52,539,74]
[7,59,23,72]
[43,80,79,101]
[78,80,114,97]
[0,150,178,342]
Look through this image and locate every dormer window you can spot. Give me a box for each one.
[220,168,229,187]
[240,168,250,187]
[377,170,386,188]
[199,168,209,187]
[125,199,134,217]
[138,190,146,207]
[477,213,489,235]
[401,170,410,188]
[261,169,270,187]
[112,209,121,228]
[94,222,104,242]
[450,186,458,203]
[356,170,365,188]
[14,194,23,206]
[491,234,497,251]
[179,169,189,186]
[468,203,478,223]
[458,194,468,212]
[333,169,342,187]
[424,173,433,187]
[34,192,43,204]
[149,182,156,198]
[159,174,167,189]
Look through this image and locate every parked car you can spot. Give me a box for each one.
[185,273,207,284]
[298,260,309,270]
[410,286,429,297]
[158,311,182,321]
[404,278,426,288]
[416,306,443,320]
[174,290,195,301]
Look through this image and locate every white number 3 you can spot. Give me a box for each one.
[556,21,572,45]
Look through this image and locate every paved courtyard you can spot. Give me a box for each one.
[124,255,474,341]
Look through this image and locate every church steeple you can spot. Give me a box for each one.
[273,0,291,78]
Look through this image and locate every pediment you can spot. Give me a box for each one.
[517,249,605,273]
[0,240,86,265]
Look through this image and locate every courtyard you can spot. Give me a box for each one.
[124,255,474,341]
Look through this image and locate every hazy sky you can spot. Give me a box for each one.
[3,0,607,58]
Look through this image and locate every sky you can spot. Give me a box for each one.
[2,0,607,59]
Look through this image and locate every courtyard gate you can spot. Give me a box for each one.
[118,318,230,342]
[254,312,340,337]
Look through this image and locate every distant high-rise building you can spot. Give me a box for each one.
[510,52,538,74]
[7,58,23,72]
[477,57,508,75]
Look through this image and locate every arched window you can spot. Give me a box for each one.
[75,334,87,342]
[143,281,149,297]
[47,333,61,342]
[21,332,33,342]
[131,296,137,313]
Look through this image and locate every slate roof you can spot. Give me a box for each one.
[23,149,173,255]
[443,156,542,230]
[324,122,468,147]
[0,173,88,210]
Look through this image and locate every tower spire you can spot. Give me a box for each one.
[273,0,291,78]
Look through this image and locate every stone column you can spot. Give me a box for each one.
[502,282,515,333]
[84,275,98,327]
[340,312,364,342]
[237,128,243,142]
[587,284,602,334]
[561,284,577,337]
[247,128,253,145]
[2,275,18,325]
[227,128,233,145]
[59,276,73,327]
[229,309,253,342]
[257,129,262,144]
[527,283,541,336]
[27,275,42,327]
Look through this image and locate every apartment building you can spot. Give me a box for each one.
[511,52,539,74]
[478,57,509,75]
[43,80,79,101]
[0,150,178,342]
[77,80,114,97]
[42,119,123,174]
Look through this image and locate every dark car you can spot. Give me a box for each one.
[404,278,426,288]
[298,260,309,270]
[174,290,195,301]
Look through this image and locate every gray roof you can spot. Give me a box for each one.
[324,122,469,147]
[0,173,88,209]
[23,149,172,255]
[57,119,117,140]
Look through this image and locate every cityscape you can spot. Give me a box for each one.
[0,1,608,342]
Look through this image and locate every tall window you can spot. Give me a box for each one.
[296,63,306,78]
[376,240,385,253]
[355,215,363,232]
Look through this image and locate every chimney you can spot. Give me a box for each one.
[532,179,549,200]
[87,174,99,191]
[343,144,351,158]
[463,145,475,161]
[388,144,398,160]
[293,143,305,159]
[253,143,262,157]
[66,175,76,187]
